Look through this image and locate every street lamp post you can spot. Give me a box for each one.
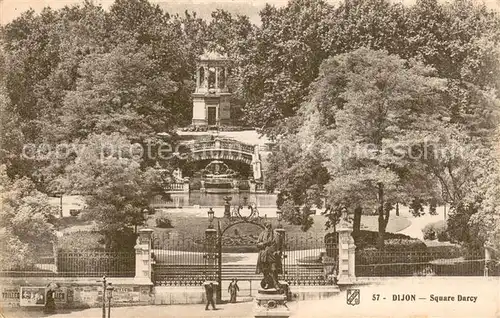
[97,275,107,318]
[106,283,114,318]
[207,207,215,228]
[223,196,232,218]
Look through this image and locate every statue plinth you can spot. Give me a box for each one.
[254,287,290,318]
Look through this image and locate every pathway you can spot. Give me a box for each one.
[396,205,448,240]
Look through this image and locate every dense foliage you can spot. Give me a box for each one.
[1,0,499,256]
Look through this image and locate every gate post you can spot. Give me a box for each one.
[337,216,356,285]
[484,244,492,277]
[204,225,220,303]
[216,221,223,304]
[135,228,154,283]
[204,228,218,281]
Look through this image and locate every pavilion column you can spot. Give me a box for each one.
[215,67,219,90]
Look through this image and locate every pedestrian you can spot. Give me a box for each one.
[204,282,216,310]
[44,282,58,314]
[228,278,239,303]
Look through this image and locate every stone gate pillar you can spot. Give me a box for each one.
[337,218,356,284]
[135,228,154,283]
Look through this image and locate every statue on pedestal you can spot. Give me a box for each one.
[255,223,283,291]
[173,167,183,181]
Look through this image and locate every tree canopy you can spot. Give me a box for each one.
[1,0,499,252]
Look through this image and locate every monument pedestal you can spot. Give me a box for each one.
[254,288,290,318]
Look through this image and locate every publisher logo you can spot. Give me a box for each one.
[347,289,360,306]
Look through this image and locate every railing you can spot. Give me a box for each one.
[284,234,338,285]
[0,251,135,278]
[189,140,254,154]
[56,251,135,277]
[165,183,185,191]
[0,255,58,277]
[355,250,494,277]
[151,233,339,287]
[255,183,266,192]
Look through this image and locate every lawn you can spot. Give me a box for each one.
[55,210,412,252]
[147,212,412,251]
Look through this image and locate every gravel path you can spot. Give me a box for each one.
[396,205,448,240]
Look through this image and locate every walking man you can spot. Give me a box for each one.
[204,282,217,310]
[228,278,239,303]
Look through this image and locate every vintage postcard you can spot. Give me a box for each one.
[0,0,499,317]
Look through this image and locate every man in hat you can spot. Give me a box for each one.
[204,282,217,310]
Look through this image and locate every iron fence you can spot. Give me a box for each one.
[283,234,338,286]
[151,232,339,287]
[151,234,210,286]
[0,255,58,277]
[355,250,497,277]
[56,251,135,277]
[0,251,135,278]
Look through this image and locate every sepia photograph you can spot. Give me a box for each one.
[0,0,499,317]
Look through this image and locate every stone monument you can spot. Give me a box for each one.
[254,223,289,318]
[192,51,232,126]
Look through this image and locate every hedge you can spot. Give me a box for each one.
[422,220,448,241]
[354,230,426,251]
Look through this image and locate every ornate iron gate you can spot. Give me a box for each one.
[150,205,339,300]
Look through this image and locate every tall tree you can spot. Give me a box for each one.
[61,41,178,141]
[301,48,446,248]
[59,133,167,250]
[236,0,334,136]
[206,9,255,58]
[265,132,329,231]
[0,165,57,270]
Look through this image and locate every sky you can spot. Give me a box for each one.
[1,0,500,26]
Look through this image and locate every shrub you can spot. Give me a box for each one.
[426,245,462,257]
[354,230,421,250]
[422,220,448,241]
[156,216,173,228]
[69,209,81,217]
[384,238,427,251]
[101,228,137,251]
[436,229,449,242]
[58,231,104,251]
[356,247,432,265]
[422,223,436,240]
